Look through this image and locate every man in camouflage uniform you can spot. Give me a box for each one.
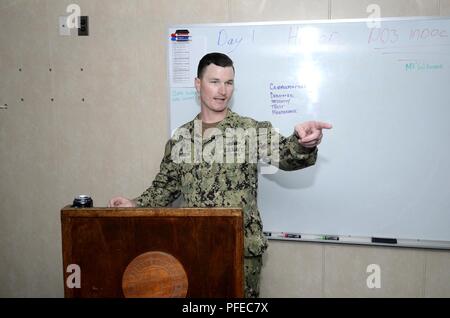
[109,52,332,297]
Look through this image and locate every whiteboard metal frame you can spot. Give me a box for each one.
[169,15,450,28]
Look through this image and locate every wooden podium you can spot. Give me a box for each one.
[61,207,244,298]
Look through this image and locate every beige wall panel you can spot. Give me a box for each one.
[424,250,450,297]
[0,1,22,107]
[138,0,230,24]
[324,244,426,297]
[0,0,61,297]
[0,0,50,105]
[260,240,323,297]
[48,0,147,205]
[0,78,59,298]
[51,74,144,205]
[230,0,329,22]
[331,0,439,19]
[0,66,19,109]
[0,0,49,59]
[0,0,22,10]
[441,0,450,15]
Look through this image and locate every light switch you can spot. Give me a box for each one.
[59,16,71,36]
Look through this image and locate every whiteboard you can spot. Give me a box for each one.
[167,17,450,245]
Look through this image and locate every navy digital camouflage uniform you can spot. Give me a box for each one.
[134,110,317,297]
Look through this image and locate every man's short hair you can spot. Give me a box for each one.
[197,52,235,78]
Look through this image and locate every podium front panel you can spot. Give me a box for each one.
[61,207,244,298]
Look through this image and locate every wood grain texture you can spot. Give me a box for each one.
[61,207,244,298]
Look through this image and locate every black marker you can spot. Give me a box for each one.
[372,237,397,244]
[175,29,190,35]
[320,235,339,241]
[284,233,301,239]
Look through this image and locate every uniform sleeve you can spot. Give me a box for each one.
[133,140,181,207]
[257,121,318,171]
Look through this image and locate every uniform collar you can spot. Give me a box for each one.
[194,108,237,131]
[192,109,238,144]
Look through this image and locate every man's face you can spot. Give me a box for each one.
[195,64,235,116]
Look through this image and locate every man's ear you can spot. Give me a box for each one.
[194,77,200,92]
